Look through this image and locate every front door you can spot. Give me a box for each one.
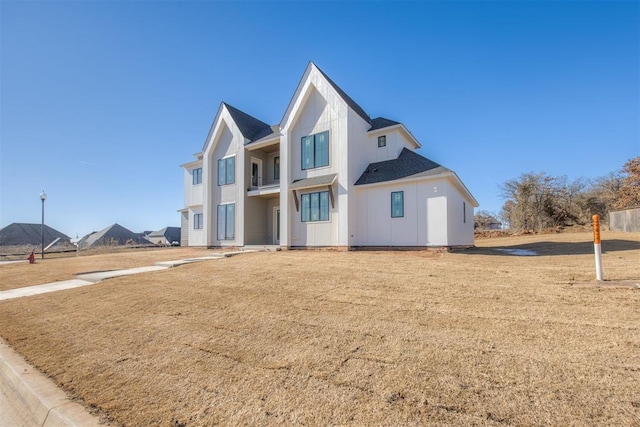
[273,207,280,245]
[427,196,447,246]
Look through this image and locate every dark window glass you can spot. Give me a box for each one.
[301,131,329,170]
[301,191,329,222]
[391,191,404,218]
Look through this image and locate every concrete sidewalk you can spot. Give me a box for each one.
[0,249,262,426]
[0,250,256,302]
[0,339,101,426]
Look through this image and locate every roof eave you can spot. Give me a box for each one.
[355,171,450,188]
[400,125,422,149]
[354,171,478,206]
[446,171,480,207]
[180,159,203,169]
[246,133,281,151]
[368,123,403,134]
[368,124,421,149]
[280,62,315,129]
[201,103,226,153]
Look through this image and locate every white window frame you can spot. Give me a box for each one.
[193,213,203,229]
[192,168,202,185]
[301,191,330,222]
[391,191,404,218]
[378,135,386,148]
[217,203,235,240]
[217,156,236,186]
[301,131,329,170]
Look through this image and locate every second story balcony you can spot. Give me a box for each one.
[246,134,280,199]
[247,183,280,198]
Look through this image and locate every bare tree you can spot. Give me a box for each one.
[546,176,586,226]
[577,172,624,222]
[613,156,640,210]
[499,157,639,232]
[500,172,556,231]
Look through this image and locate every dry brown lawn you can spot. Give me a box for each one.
[0,247,217,290]
[0,232,639,426]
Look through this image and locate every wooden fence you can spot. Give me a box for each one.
[609,207,640,232]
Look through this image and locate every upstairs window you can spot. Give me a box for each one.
[192,168,202,185]
[274,156,280,180]
[378,135,386,148]
[218,156,235,186]
[301,191,330,222]
[391,191,404,218]
[301,131,329,170]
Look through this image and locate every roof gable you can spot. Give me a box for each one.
[314,64,371,125]
[281,62,372,130]
[355,148,450,186]
[222,103,273,143]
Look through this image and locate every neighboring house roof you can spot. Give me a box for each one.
[222,102,274,143]
[78,223,152,249]
[147,226,181,243]
[0,223,71,246]
[355,148,451,186]
[369,117,401,131]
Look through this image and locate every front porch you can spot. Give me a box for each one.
[244,134,282,246]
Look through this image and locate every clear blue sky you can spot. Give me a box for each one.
[1,1,638,238]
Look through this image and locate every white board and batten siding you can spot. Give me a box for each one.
[207,118,243,247]
[288,85,344,247]
[354,178,473,247]
[181,159,205,246]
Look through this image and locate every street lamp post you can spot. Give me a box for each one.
[40,191,46,259]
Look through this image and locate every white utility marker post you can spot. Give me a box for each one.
[593,214,603,281]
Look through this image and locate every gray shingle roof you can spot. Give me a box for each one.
[0,223,71,246]
[78,223,152,249]
[314,64,372,125]
[355,148,451,186]
[147,226,181,243]
[290,173,337,190]
[223,102,274,143]
[369,117,401,131]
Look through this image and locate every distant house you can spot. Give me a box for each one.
[78,223,153,249]
[0,223,71,247]
[475,217,503,231]
[180,62,478,249]
[145,227,181,246]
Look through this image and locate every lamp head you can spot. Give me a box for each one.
[40,191,47,201]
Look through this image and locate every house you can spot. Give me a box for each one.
[474,212,503,231]
[0,223,71,247]
[180,62,478,249]
[145,226,181,246]
[78,223,153,249]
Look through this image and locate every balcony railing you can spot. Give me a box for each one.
[247,183,280,198]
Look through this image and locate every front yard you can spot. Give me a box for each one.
[0,232,639,426]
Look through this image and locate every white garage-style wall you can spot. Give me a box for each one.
[354,176,472,247]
